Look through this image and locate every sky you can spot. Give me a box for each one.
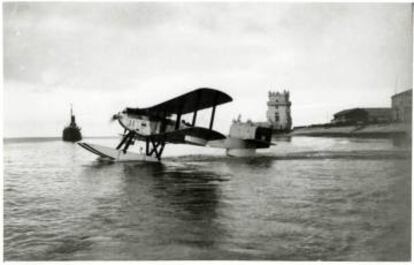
[3,2,413,137]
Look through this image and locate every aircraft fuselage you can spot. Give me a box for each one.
[116,111,190,137]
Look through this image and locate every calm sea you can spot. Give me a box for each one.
[3,136,411,260]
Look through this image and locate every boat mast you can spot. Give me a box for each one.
[70,104,76,126]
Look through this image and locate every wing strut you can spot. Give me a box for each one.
[209,92,218,130]
[160,111,167,133]
[192,90,201,126]
[175,103,183,130]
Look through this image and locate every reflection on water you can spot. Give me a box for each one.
[3,136,411,260]
[124,163,227,253]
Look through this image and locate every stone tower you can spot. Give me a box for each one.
[266,90,292,131]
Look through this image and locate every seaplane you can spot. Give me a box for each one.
[78,88,273,162]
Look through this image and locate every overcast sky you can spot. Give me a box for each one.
[4,2,413,137]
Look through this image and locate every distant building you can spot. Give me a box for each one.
[391,89,412,123]
[266,90,292,131]
[332,108,392,124]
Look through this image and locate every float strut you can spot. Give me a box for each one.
[116,131,133,150]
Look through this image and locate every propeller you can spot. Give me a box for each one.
[110,113,120,123]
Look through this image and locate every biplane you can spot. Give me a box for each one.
[78,88,273,162]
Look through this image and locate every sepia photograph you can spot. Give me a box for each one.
[3,1,412,261]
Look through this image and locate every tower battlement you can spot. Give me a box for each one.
[267,90,290,106]
[268,90,290,98]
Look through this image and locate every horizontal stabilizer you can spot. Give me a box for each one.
[244,139,274,148]
[207,136,274,149]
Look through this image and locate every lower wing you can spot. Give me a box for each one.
[137,127,226,146]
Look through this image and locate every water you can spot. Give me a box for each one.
[3,136,411,260]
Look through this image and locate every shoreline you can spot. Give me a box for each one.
[288,123,411,138]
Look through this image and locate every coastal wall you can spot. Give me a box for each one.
[291,123,411,137]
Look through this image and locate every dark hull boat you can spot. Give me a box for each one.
[63,126,82,142]
[63,105,82,142]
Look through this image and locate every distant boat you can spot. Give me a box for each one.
[62,105,82,142]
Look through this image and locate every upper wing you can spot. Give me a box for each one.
[126,87,232,116]
[138,127,226,145]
